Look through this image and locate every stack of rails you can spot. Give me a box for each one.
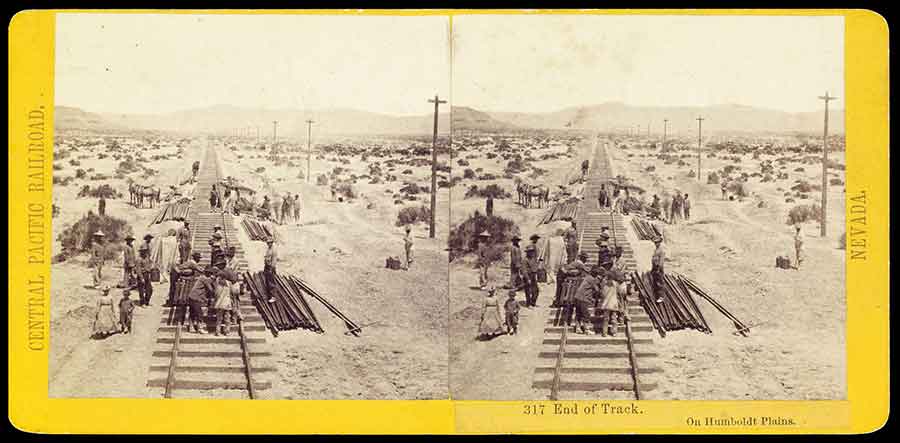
[630,272,710,335]
[539,197,581,224]
[150,198,193,224]
[631,272,747,336]
[244,272,361,337]
[243,272,323,335]
[631,217,662,241]
[241,218,275,241]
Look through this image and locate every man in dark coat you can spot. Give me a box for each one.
[564,221,578,264]
[135,245,154,307]
[522,245,542,307]
[176,221,192,263]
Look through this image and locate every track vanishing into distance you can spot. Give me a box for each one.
[533,137,662,400]
[148,144,276,399]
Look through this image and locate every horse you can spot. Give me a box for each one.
[529,184,549,208]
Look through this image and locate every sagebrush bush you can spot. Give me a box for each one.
[396,205,432,226]
[317,174,329,186]
[448,211,520,262]
[77,184,119,199]
[707,171,720,184]
[463,168,476,179]
[786,203,822,226]
[727,181,749,197]
[464,184,510,199]
[57,211,132,261]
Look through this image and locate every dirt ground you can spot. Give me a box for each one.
[49,134,448,399]
[449,133,846,400]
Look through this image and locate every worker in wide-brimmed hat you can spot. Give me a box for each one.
[476,231,492,290]
[141,233,154,254]
[596,228,613,270]
[121,234,137,288]
[509,235,523,290]
[598,268,626,337]
[522,244,542,307]
[651,236,666,302]
[564,221,578,264]
[209,231,225,268]
[90,230,106,288]
[176,220,192,264]
[571,266,603,335]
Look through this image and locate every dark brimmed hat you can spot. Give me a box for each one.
[124,235,135,241]
[144,233,154,240]
[191,251,202,259]
[511,235,521,242]
[529,234,541,241]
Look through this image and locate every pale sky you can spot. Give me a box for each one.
[55,13,450,115]
[452,15,844,113]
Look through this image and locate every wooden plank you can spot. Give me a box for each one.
[148,379,272,391]
[153,350,271,358]
[538,351,658,359]
[149,365,275,373]
[533,380,658,392]
[534,367,661,374]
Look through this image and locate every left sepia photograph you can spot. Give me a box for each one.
[49,13,450,399]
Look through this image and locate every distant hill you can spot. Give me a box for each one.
[56,105,450,136]
[451,106,520,133]
[480,102,844,134]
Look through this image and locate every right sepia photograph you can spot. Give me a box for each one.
[448,15,846,401]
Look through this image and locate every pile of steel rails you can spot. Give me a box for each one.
[631,272,748,337]
[243,271,361,337]
[538,197,580,224]
[150,198,192,224]
[241,218,275,241]
[631,217,662,241]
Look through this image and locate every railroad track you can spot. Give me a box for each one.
[148,143,276,399]
[533,137,662,400]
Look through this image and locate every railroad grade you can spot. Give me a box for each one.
[533,138,662,400]
[147,144,276,399]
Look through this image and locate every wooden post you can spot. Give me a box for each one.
[427,95,446,239]
[818,92,837,237]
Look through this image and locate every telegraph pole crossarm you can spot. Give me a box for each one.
[427,94,447,239]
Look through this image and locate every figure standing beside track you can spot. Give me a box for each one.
[176,220,192,264]
[477,287,504,340]
[122,235,136,288]
[794,225,804,269]
[185,268,215,334]
[90,231,106,288]
[509,235,522,290]
[404,226,414,270]
[281,195,292,225]
[293,194,302,225]
[92,285,119,338]
[564,221,578,264]
[683,193,691,220]
[522,245,542,307]
[135,245,154,307]
[504,289,520,335]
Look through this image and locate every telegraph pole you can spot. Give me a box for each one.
[305,119,315,183]
[427,94,447,239]
[272,121,278,147]
[696,117,705,181]
[818,92,837,237]
[663,119,668,149]
[256,126,260,145]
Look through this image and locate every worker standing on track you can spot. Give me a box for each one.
[90,231,106,288]
[522,245,542,307]
[210,184,220,211]
[212,270,234,336]
[509,235,522,290]
[176,220,192,264]
[598,269,625,337]
[281,194,292,225]
[564,221,578,264]
[598,184,608,208]
[185,268,215,334]
[596,227,613,270]
[572,266,602,335]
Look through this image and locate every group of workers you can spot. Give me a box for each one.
[258,193,302,225]
[648,191,691,224]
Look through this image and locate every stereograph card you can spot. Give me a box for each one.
[7,9,889,435]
